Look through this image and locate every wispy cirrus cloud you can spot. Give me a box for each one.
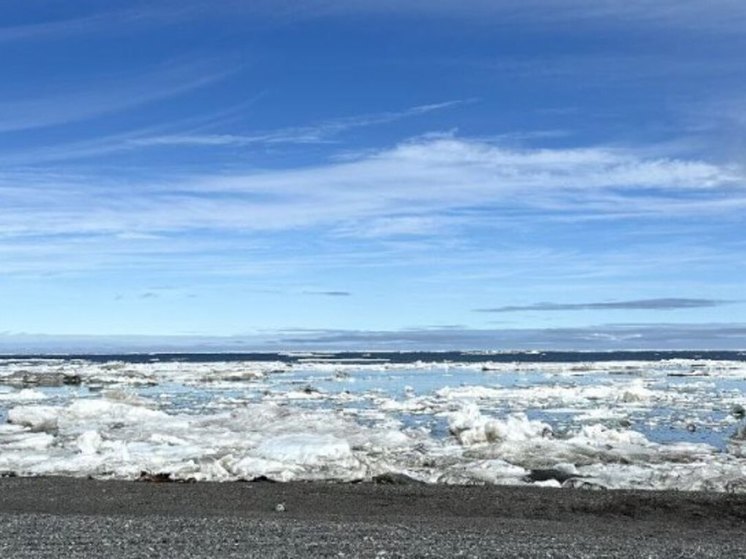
[0,2,226,43]
[0,9,156,43]
[6,0,742,48]
[0,136,741,239]
[0,100,467,165]
[125,100,471,148]
[0,97,265,165]
[3,0,743,54]
[318,0,746,32]
[0,13,105,43]
[474,298,733,313]
[464,53,745,88]
[0,60,233,133]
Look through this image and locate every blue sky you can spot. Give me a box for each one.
[1,0,745,350]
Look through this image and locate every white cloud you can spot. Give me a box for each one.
[124,100,471,148]
[0,137,741,239]
[0,101,468,165]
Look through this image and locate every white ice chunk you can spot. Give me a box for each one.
[7,405,59,431]
[448,404,551,446]
[76,431,103,455]
[0,432,54,451]
[255,434,354,466]
[0,388,47,401]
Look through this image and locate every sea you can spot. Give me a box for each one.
[1,351,745,491]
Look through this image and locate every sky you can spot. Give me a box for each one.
[1,0,745,351]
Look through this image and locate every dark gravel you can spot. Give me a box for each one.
[1,477,744,558]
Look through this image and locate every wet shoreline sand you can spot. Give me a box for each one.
[1,477,745,557]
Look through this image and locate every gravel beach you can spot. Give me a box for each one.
[1,477,744,558]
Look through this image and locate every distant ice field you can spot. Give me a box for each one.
[1,352,745,491]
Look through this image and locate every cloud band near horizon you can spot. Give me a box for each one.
[474,298,734,313]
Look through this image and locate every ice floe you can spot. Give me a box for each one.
[0,357,744,490]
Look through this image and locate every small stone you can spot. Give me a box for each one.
[137,471,173,483]
[731,404,745,420]
[275,503,286,512]
[372,472,424,485]
[62,374,82,386]
[248,475,276,483]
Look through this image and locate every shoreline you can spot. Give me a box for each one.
[1,477,745,557]
[2,476,746,522]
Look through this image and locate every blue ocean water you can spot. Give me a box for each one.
[3,350,745,363]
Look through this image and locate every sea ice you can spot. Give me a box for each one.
[0,357,744,490]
